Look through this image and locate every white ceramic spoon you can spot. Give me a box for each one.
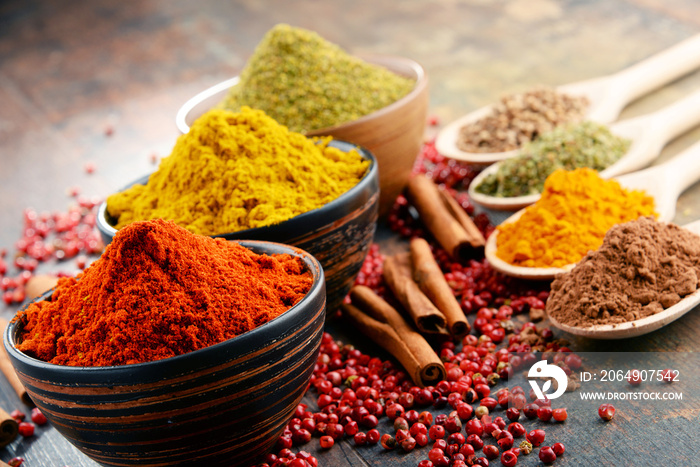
[469,89,700,211]
[436,33,700,165]
[484,138,700,280]
[548,219,700,339]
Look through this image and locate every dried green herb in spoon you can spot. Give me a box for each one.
[474,121,631,198]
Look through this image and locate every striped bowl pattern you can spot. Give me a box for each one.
[4,240,326,467]
[97,140,379,314]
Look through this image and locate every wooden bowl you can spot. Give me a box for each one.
[176,54,429,216]
[4,240,325,467]
[97,140,379,313]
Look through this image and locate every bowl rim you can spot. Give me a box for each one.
[96,139,378,242]
[175,53,427,135]
[3,239,325,373]
[175,76,240,134]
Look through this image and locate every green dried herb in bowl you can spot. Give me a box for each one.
[474,121,631,198]
[219,24,415,133]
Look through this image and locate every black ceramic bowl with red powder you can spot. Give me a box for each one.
[97,140,379,315]
[4,240,325,467]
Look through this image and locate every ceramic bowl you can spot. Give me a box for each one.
[97,140,378,313]
[176,54,429,216]
[4,240,325,467]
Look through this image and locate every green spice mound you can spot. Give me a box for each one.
[474,121,631,198]
[219,24,415,133]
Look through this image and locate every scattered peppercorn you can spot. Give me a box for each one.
[519,440,533,455]
[537,406,553,422]
[552,442,566,456]
[598,403,616,421]
[9,409,25,422]
[505,407,520,421]
[661,368,677,383]
[31,407,48,426]
[483,444,499,460]
[501,450,518,466]
[523,403,539,419]
[526,429,546,447]
[18,422,35,437]
[552,408,568,422]
[507,422,526,438]
[319,435,334,449]
[475,405,489,419]
[366,429,380,445]
[628,369,642,386]
[0,202,104,306]
[539,445,557,464]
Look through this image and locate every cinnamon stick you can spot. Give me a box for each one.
[406,174,484,259]
[438,189,485,249]
[343,290,445,387]
[350,286,445,385]
[382,253,447,334]
[0,407,19,448]
[0,318,30,405]
[410,238,470,338]
[341,303,423,384]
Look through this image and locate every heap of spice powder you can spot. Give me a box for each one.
[547,217,700,326]
[495,168,656,268]
[106,107,369,235]
[475,121,631,197]
[218,24,415,133]
[13,219,313,366]
[457,86,589,153]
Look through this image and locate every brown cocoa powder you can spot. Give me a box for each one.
[546,217,700,327]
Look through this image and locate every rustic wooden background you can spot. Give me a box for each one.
[1,0,699,465]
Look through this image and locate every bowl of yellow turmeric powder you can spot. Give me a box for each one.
[176,24,429,216]
[97,107,379,314]
[5,219,326,466]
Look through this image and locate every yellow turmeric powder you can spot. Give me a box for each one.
[495,168,656,268]
[106,107,370,235]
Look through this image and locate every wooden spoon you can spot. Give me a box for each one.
[548,219,700,339]
[436,33,700,165]
[469,89,700,211]
[484,138,700,280]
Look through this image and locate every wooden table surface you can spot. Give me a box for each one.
[1,1,699,466]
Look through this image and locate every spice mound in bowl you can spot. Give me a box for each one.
[457,86,589,153]
[176,23,429,216]
[546,216,700,327]
[106,107,370,236]
[218,23,415,134]
[16,219,314,366]
[98,107,379,314]
[5,218,326,466]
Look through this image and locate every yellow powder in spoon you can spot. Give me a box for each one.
[495,168,656,268]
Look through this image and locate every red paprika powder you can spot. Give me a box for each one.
[15,219,313,366]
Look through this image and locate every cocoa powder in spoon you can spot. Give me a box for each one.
[546,216,700,327]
